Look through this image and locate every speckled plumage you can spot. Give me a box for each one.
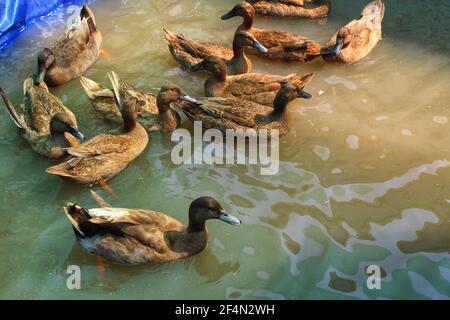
[81,75,184,132]
[162,28,255,75]
[63,194,240,265]
[222,2,323,62]
[0,78,82,159]
[46,72,149,185]
[246,0,330,18]
[44,5,102,86]
[196,56,308,107]
[322,0,384,64]
[176,77,314,137]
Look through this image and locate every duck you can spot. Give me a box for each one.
[0,62,85,159]
[176,77,313,137]
[245,0,330,18]
[191,56,311,107]
[321,0,385,64]
[63,191,241,265]
[221,2,322,62]
[162,29,268,75]
[39,5,102,86]
[80,73,195,132]
[46,72,149,186]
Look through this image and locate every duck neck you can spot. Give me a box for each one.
[187,219,206,234]
[122,112,136,132]
[272,93,290,117]
[51,131,70,147]
[157,96,179,130]
[240,13,253,31]
[232,39,245,60]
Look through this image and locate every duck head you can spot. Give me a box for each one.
[321,28,350,56]
[221,2,255,27]
[187,197,241,233]
[35,48,55,86]
[273,75,314,114]
[157,84,197,113]
[234,30,268,53]
[191,56,227,81]
[50,113,85,142]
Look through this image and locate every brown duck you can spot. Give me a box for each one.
[81,73,195,132]
[246,0,330,18]
[39,5,102,86]
[0,64,85,159]
[176,77,314,137]
[63,191,241,265]
[162,29,267,75]
[321,0,385,64]
[191,56,312,107]
[222,2,323,62]
[46,72,148,185]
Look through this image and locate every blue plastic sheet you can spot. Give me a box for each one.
[0,0,82,48]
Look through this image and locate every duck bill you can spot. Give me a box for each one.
[322,37,344,56]
[180,93,198,103]
[252,40,268,53]
[218,211,241,226]
[221,9,236,20]
[298,89,312,99]
[67,126,86,142]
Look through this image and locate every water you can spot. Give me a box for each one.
[0,0,449,299]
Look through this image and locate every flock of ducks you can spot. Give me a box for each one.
[0,1,384,265]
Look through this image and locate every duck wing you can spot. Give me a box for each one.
[65,133,133,157]
[182,98,270,130]
[163,28,233,70]
[81,76,157,122]
[23,78,77,135]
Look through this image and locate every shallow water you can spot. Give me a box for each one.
[0,0,449,299]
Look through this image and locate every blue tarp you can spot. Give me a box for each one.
[0,0,82,48]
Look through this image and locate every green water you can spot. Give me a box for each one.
[0,0,449,299]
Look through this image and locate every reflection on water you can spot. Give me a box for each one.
[0,0,449,299]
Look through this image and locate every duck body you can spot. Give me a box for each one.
[177,76,313,137]
[0,78,85,159]
[81,75,192,132]
[80,76,158,126]
[322,0,384,64]
[63,193,240,265]
[162,29,267,75]
[192,56,306,106]
[46,72,149,185]
[246,0,330,18]
[44,5,102,86]
[222,2,322,62]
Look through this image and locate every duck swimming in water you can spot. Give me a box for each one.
[46,72,148,186]
[245,0,330,18]
[63,191,241,265]
[191,56,311,107]
[176,77,314,137]
[162,29,268,75]
[81,73,195,132]
[39,5,102,86]
[321,0,385,64]
[221,2,323,62]
[0,58,85,159]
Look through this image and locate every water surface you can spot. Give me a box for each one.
[0,0,449,299]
